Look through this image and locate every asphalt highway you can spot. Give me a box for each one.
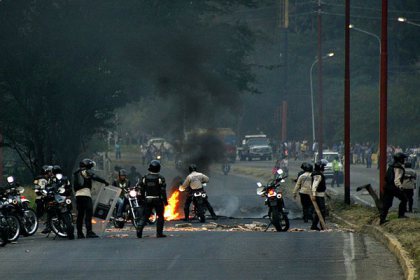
[0,160,404,279]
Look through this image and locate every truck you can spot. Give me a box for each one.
[238,134,273,161]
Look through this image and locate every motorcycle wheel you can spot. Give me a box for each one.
[280,213,290,232]
[62,213,74,240]
[50,213,72,238]
[21,208,39,236]
[6,215,20,242]
[0,217,9,246]
[270,209,283,232]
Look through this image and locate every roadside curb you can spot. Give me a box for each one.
[363,225,415,280]
[331,213,415,280]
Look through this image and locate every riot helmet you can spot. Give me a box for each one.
[393,152,408,164]
[118,169,128,178]
[188,164,197,173]
[300,162,313,172]
[314,161,326,172]
[148,160,161,173]
[52,165,63,175]
[79,158,96,169]
[41,165,53,176]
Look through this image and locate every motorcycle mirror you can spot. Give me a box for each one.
[58,187,66,194]
[277,169,284,175]
[56,174,63,180]
[17,186,25,194]
[256,187,265,196]
[7,176,14,183]
[256,182,263,187]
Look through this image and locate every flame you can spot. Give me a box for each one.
[164,190,181,221]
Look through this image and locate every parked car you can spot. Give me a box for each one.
[313,151,343,179]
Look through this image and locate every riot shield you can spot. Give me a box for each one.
[92,185,121,236]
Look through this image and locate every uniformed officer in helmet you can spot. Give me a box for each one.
[73,158,109,238]
[380,152,408,225]
[137,160,168,238]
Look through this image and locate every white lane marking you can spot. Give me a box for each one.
[167,254,181,270]
[343,232,356,280]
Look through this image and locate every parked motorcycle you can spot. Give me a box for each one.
[3,176,38,237]
[0,207,9,246]
[113,186,156,230]
[0,179,21,242]
[38,174,74,239]
[256,169,290,232]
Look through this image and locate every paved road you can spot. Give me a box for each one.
[0,220,403,280]
[0,159,404,279]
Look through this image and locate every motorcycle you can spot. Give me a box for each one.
[38,174,74,239]
[0,180,21,242]
[0,206,9,246]
[113,186,156,230]
[3,176,38,237]
[256,169,290,232]
[181,183,210,223]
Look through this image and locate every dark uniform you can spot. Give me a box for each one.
[137,160,168,238]
[73,159,109,238]
[380,153,408,224]
[311,161,327,231]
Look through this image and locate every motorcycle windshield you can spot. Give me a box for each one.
[54,194,66,204]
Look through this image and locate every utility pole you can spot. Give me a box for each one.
[344,0,351,204]
[279,0,289,143]
[317,0,324,159]
[379,0,388,197]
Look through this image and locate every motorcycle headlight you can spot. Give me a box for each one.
[201,194,207,198]
[277,194,282,199]
[65,199,72,205]
[129,190,137,198]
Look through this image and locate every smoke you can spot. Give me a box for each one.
[180,133,226,173]
[214,195,240,217]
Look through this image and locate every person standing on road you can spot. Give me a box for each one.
[380,153,408,225]
[137,160,168,238]
[401,162,417,213]
[310,161,327,230]
[331,156,341,188]
[293,163,313,223]
[73,159,110,239]
[180,164,217,221]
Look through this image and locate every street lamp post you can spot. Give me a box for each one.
[349,24,381,48]
[310,53,334,144]
[398,17,420,27]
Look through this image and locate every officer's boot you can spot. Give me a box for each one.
[183,208,190,222]
[156,216,166,238]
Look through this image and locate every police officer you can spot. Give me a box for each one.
[180,164,217,221]
[380,152,408,225]
[35,165,53,220]
[137,160,168,238]
[402,161,417,213]
[293,163,313,223]
[311,161,327,231]
[113,169,131,221]
[331,156,341,188]
[73,158,109,238]
[402,162,417,213]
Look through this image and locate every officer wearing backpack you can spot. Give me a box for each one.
[380,153,408,225]
[73,159,109,238]
[402,162,417,213]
